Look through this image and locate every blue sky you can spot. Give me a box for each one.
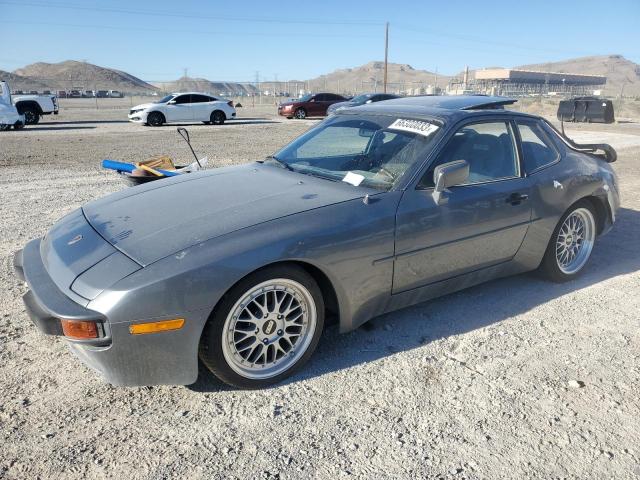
[2,0,639,82]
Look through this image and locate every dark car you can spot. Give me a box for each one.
[15,95,619,389]
[328,92,400,115]
[278,92,347,119]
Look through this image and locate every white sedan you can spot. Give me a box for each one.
[128,92,237,126]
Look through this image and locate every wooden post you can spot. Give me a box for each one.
[383,22,389,94]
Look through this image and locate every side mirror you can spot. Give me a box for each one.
[167,100,176,105]
[309,98,315,102]
[432,160,469,205]
[365,99,373,104]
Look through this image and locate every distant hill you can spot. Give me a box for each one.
[152,76,258,96]
[11,60,158,93]
[517,55,640,96]
[305,61,450,94]
[0,70,49,92]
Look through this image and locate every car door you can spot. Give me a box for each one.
[190,94,214,121]
[393,119,532,293]
[308,94,325,116]
[164,94,193,122]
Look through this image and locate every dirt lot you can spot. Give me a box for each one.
[1,105,639,479]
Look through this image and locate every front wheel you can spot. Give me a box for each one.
[199,265,324,389]
[294,108,306,119]
[539,201,597,282]
[147,111,164,127]
[210,110,225,125]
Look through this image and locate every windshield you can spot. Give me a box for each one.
[350,94,373,104]
[155,94,175,103]
[270,115,441,190]
[297,93,313,102]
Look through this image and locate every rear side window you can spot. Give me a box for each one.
[419,121,519,188]
[315,94,327,102]
[516,121,559,173]
[191,94,212,103]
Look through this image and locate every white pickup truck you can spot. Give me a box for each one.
[12,92,59,124]
[0,81,25,130]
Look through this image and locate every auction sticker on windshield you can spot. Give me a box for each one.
[389,118,439,137]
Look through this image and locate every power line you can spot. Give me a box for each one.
[0,0,383,26]
[5,20,379,39]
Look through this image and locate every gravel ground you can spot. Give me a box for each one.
[1,106,639,479]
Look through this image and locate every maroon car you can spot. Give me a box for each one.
[278,93,347,119]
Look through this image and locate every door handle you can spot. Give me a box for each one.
[506,193,528,205]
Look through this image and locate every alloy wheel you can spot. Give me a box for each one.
[221,279,316,379]
[555,207,595,274]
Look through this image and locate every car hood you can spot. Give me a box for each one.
[131,103,155,110]
[279,101,298,107]
[82,163,367,266]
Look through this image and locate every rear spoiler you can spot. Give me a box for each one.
[563,138,617,163]
[552,120,617,163]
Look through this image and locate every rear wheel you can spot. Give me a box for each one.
[294,108,306,119]
[210,110,225,125]
[147,111,164,127]
[13,121,24,130]
[539,200,597,282]
[21,107,40,125]
[199,265,324,389]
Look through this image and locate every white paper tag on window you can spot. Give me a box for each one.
[342,171,365,186]
[389,118,439,137]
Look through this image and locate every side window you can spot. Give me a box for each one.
[419,121,519,188]
[516,121,559,173]
[314,94,327,102]
[190,94,210,103]
[173,95,191,104]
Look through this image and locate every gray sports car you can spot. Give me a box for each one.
[14,96,620,389]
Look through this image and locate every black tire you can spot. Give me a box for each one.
[147,111,165,127]
[21,107,40,125]
[199,264,325,389]
[210,110,225,125]
[538,200,597,283]
[14,121,24,130]
[294,108,306,119]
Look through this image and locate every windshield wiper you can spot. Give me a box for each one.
[260,155,294,171]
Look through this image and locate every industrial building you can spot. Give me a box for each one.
[473,68,606,97]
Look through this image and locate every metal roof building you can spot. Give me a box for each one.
[473,69,606,96]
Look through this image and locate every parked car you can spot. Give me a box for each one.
[12,92,59,124]
[0,81,25,130]
[96,90,109,98]
[108,90,123,98]
[14,95,619,389]
[84,90,95,98]
[327,92,400,115]
[278,92,347,119]
[57,90,67,98]
[68,90,82,98]
[128,92,236,126]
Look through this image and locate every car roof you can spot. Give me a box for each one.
[170,92,216,96]
[337,95,539,123]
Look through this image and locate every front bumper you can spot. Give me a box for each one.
[15,238,205,386]
[14,239,108,341]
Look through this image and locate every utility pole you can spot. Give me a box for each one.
[383,22,389,94]
[183,67,188,78]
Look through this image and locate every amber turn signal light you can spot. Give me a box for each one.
[129,318,185,335]
[61,319,99,339]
